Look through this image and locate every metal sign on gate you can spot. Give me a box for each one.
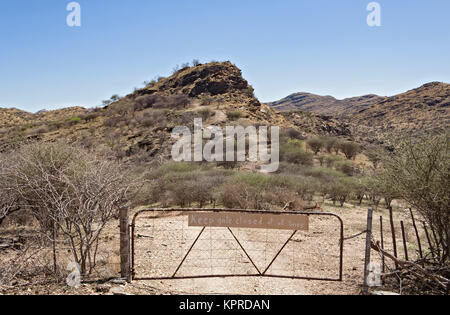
[130,208,344,282]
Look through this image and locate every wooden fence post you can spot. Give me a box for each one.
[363,208,374,295]
[120,207,131,282]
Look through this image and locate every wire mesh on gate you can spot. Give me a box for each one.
[131,209,344,282]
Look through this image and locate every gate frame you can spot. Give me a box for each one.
[122,208,344,283]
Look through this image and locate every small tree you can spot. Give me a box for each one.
[365,146,383,169]
[280,142,313,166]
[353,178,369,205]
[306,137,324,155]
[339,141,360,160]
[324,137,337,154]
[328,179,353,207]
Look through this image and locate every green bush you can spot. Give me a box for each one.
[339,141,360,160]
[325,155,342,168]
[66,117,82,126]
[197,108,214,121]
[335,161,356,176]
[226,111,244,121]
[280,142,313,166]
[306,137,325,155]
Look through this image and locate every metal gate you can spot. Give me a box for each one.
[130,208,344,282]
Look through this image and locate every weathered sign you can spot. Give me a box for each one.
[188,212,309,231]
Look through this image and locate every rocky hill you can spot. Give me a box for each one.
[0,62,350,161]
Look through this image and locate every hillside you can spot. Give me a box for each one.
[267,93,385,116]
[268,82,450,143]
[347,82,450,141]
[0,62,350,160]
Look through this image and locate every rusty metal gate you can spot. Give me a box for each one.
[130,208,344,282]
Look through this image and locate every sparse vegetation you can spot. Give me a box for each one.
[226,110,244,121]
[379,133,450,262]
[306,137,324,155]
[339,141,360,160]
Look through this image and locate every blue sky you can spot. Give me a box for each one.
[1,0,449,112]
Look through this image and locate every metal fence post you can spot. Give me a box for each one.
[120,207,131,283]
[388,206,398,269]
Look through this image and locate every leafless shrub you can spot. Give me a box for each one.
[0,162,20,226]
[164,94,191,109]
[263,186,306,210]
[219,182,261,209]
[103,116,123,128]
[134,95,161,111]
[1,142,141,275]
[200,95,215,106]
[135,109,168,128]
[0,238,43,287]
[282,128,303,140]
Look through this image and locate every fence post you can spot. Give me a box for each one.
[400,221,409,261]
[120,207,131,283]
[380,216,385,274]
[388,206,398,269]
[363,208,373,295]
[409,208,423,260]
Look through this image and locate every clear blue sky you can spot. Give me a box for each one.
[1,0,449,112]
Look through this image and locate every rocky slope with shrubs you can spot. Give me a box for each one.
[0,61,353,160]
[347,82,450,141]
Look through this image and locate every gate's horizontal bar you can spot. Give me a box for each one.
[133,274,341,282]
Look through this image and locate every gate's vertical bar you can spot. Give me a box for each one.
[409,208,423,260]
[400,221,409,261]
[388,206,398,269]
[363,208,373,295]
[120,207,131,282]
